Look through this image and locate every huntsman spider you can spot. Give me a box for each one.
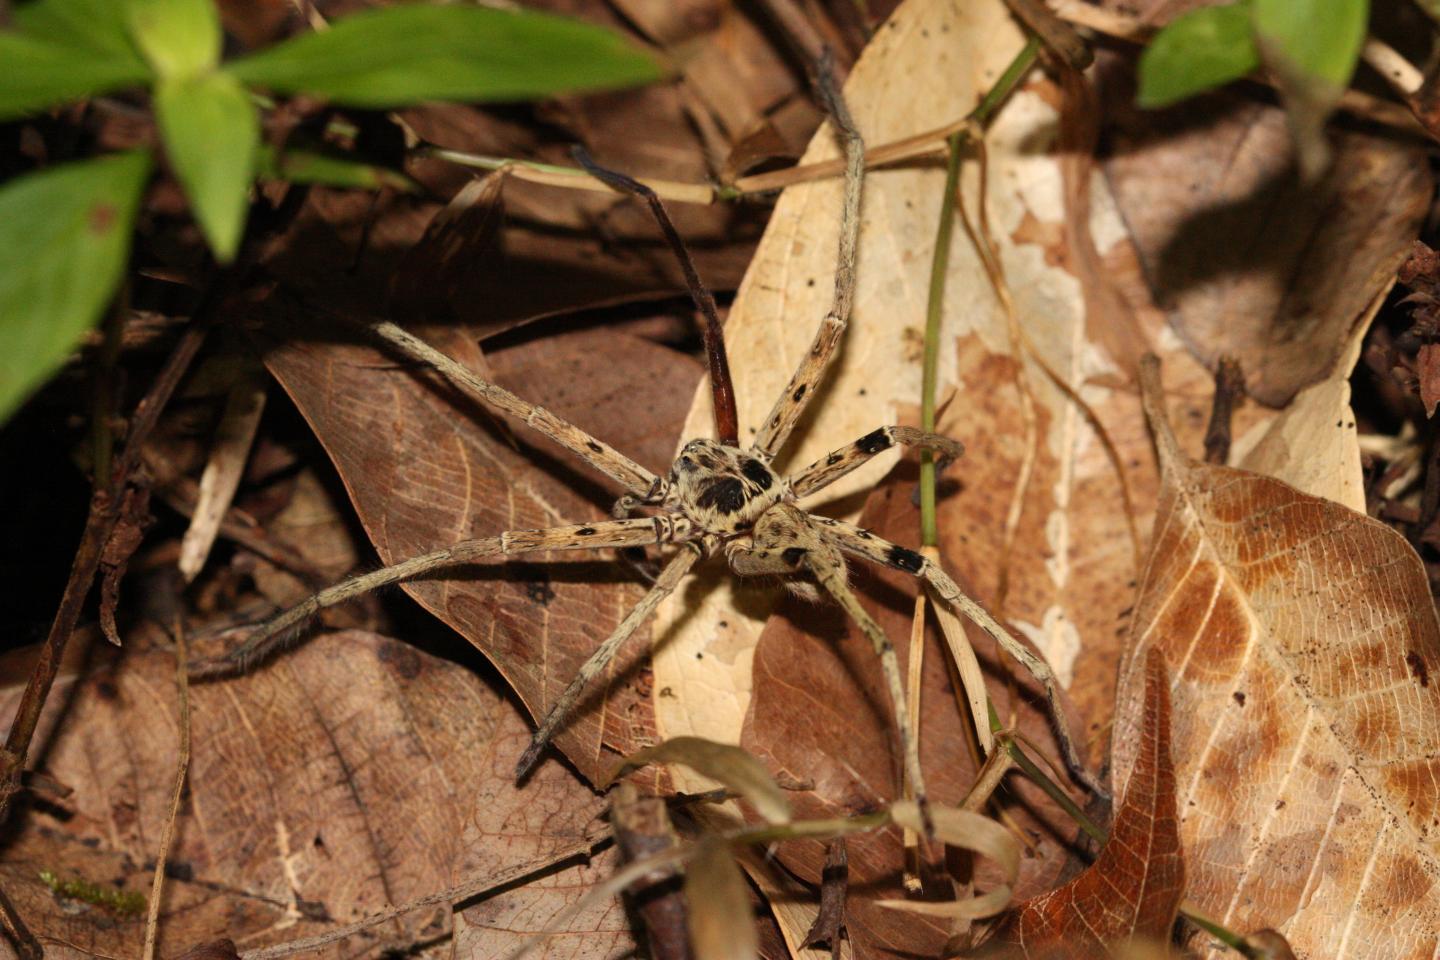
[193,63,1103,819]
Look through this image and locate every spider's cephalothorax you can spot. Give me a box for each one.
[666,439,789,535]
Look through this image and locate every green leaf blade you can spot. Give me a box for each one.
[1253,0,1368,89]
[227,5,665,108]
[13,0,145,63]
[155,71,259,261]
[125,0,222,77]
[255,144,416,192]
[0,32,151,120]
[1138,3,1259,108]
[0,152,151,424]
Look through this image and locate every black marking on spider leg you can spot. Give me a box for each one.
[826,452,843,465]
[740,457,774,491]
[886,545,925,573]
[695,477,748,514]
[857,428,893,454]
[781,547,807,566]
[792,385,807,402]
[587,441,604,453]
[576,527,596,536]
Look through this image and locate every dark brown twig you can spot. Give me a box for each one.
[612,784,690,960]
[0,884,41,960]
[0,301,215,826]
[800,839,848,960]
[1203,356,1246,465]
[571,146,739,447]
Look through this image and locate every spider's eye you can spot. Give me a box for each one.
[679,456,694,471]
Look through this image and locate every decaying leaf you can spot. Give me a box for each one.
[1112,357,1440,957]
[0,630,624,960]
[610,736,791,825]
[1101,49,1430,407]
[980,647,1184,958]
[255,300,700,786]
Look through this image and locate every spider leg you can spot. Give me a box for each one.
[366,319,656,496]
[726,505,933,833]
[190,516,688,679]
[819,518,1108,800]
[789,426,964,499]
[516,548,699,779]
[750,55,863,460]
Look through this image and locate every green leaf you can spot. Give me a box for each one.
[0,32,151,119]
[1138,3,1258,108]
[0,152,150,424]
[125,0,221,77]
[227,4,664,108]
[1253,0,1368,178]
[154,71,258,262]
[13,0,144,63]
[254,144,416,192]
[1253,0,1367,89]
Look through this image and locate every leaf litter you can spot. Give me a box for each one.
[6,0,1440,956]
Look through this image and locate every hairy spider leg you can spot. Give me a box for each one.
[725,504,931,830]
[819,517,1106,798]
[750,60,862,460]
[790,426,965,499]
[191,516,691,678]
[515,549,700,779]
[368,320,656,495]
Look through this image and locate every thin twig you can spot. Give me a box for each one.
[0,884,41,960]
[0,306,214,826]
[143,596,193,960]
[1203,356,1246,465]
[240,832,611,960]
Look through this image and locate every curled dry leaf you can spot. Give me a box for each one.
[880,800,1020,919]
[1112,357,1440,957]
[254,300,700,786]
[610,736,791,825]
[0,630,624,960]
[979,647,1184,958]
[1100,48,1430,406]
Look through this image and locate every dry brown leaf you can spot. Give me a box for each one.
[741,460,1081,958]
[0,630,621,960]
[1111,358,1440,957]
[254,305,701,787]
[1100,60,1430,407]
[980,647,1184,959]
[653,0,1245,819]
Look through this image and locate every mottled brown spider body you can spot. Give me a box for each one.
[665,439,789,536]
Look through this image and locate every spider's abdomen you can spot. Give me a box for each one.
[670,439,787,534]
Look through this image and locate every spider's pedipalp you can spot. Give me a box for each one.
[819,517,1107,799]
[190,516,687,680]
[789,426,965,500]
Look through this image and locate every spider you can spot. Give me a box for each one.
[193,64,1102,818]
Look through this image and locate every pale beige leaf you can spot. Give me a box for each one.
[1112,360,1440,958]
[652,0,1249,792]
[685,840,758,960]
